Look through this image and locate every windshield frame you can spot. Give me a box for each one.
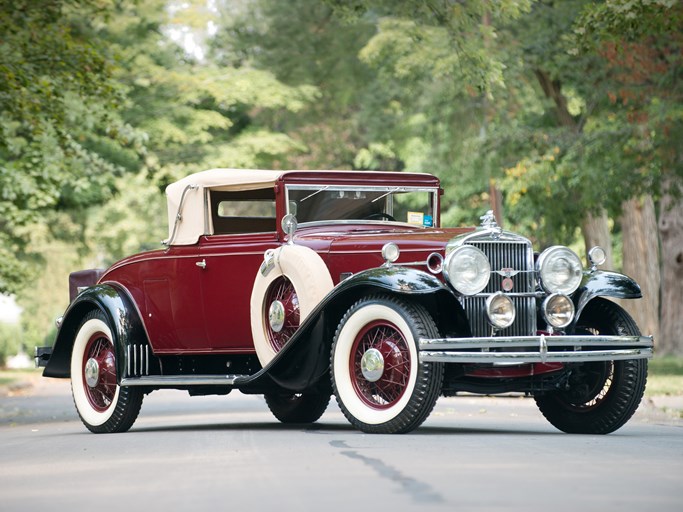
[284,184,440,228]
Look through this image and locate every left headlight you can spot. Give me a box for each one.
[537,246,583,295]
[444,245,491,295]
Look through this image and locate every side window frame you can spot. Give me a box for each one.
[209,188,277,235]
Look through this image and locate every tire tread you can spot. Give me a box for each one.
[535,298,648,434]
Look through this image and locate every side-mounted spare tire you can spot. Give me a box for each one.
[250,245,334,367]
[70,309,143,433]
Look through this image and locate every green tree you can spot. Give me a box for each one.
[81,0,318,264]
[212,0,376,169]
[0,0,143,294]
[573,0,683,353]
[11,0,323,350]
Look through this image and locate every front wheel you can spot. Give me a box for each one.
[264,392,331,424]
[331,295,444,434]
[535,299,648,434]
[70,310,143,433]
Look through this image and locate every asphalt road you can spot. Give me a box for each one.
[1,377,682,512]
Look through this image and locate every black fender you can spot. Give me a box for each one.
[572,270,642,327]
[43,283,148,380]
[237,266,464,393]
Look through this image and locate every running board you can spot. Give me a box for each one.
[120,375,248,387]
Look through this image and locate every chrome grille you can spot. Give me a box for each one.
[461,239,536,337]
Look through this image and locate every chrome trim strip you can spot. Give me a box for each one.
[104,250,277,275]
[330,247,443,255]
[419,335,653,350]
[418,335,654,364]
[420,349,653,364]
[120,375,245,387]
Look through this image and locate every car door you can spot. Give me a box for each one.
[197,187,280,352]
[139,244,210,352]
[198,233,279,352]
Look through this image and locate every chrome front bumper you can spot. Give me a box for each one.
[419,335,654,364]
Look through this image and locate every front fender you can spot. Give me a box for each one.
[237,266,459,392]
[573,270,642,325]
[43,283,147,380]
[336,265,450,295]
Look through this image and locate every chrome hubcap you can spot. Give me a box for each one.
[268,300,286,333]
[84,358,100,388]
[360,348,385,382]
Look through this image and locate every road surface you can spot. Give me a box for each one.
[1,376,682,512]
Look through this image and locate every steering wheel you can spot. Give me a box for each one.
[365,212,396,221]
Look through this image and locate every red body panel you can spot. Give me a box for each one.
[98,171,462,356]
[101,224,473,354]
[199,233,279,352]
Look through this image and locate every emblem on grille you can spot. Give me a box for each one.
[497,267,517,292]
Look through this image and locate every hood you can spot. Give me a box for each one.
[295,223,474,255]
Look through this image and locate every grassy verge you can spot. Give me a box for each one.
[647,356,683,397]
[0,368,42,390]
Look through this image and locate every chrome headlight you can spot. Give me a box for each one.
[537,246,583,295]
[444,245,491,295]
[486,292,515,329]
[542,293,575,329]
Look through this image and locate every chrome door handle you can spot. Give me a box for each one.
[196,259,207,269]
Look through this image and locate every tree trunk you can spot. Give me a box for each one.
[534,69,614,270]
[658,185,683,355]
[581,209,614,270]
[489,181,504,229]
[621,196,660,342]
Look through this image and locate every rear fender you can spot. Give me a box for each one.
[43,284,148,380]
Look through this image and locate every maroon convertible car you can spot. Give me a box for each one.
[37,168,653,434]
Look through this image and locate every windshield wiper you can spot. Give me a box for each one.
[299,185,329,202]
[372,187,403,203]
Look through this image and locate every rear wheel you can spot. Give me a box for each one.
[331,295,443,434]
[264,392,330,423]
[535,299,648,434]
[70,310,143,433]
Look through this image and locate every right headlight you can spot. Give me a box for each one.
[537,246,583,295]
[444,245,491,295]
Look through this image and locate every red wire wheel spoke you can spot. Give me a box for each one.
[82,333,117,412]
[350,320,411,409]
[264,276,300,352]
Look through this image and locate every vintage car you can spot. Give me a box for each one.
[37,169,653,434]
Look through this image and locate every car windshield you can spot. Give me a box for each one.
[286,185,438,227]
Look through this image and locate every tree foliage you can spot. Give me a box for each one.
[0,0,141,293]
[2,0,681,352]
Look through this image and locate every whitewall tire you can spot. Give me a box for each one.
[331,295,443,434]
[70,310,143,433]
